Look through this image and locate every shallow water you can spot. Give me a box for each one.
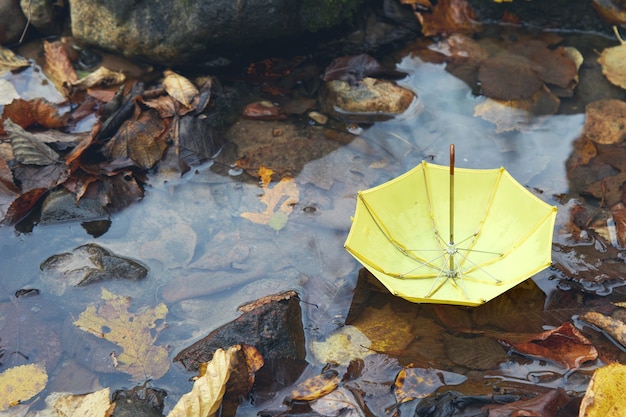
[1,26,625,413]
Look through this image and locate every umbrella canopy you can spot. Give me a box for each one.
[344,146,557,306]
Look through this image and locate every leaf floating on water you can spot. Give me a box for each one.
[598,26,626,90]
[287,370,341,402]
[580,363,626,417]
[163,69,199,109]
[73,288,169,381]
[0,45,29,73]
[3,118,61,165]
[43,40,78,97]
[393,367,467,404]
[583,99,626,144]
[167,347,237,417]
[579,311,626,349]
[44,388,113,417]
[0,363,48,411]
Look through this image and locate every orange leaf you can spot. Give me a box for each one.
[416,0,482,37]
[43,40,78,98]
[240,176,299,231]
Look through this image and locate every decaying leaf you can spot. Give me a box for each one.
[71,66,126,90]
[394,367,467,404]
[583,99,626,144]
[310,387,364,417]
[42,388,114,417]
[240,166,299,231]
[163,69,199,109]
[167,347,237,417]
[416,0,482,37]
[3,118,61,165]
[580,310,626,349]
[580,363,626,417]
[73,288,169,381]
[0,363,48,411]
[483,388,570,417]
[478,52,543,100]
[0,45,29,72]
[598,26,626,90]
[43,40,78,97]
[286,370,342,402]
[1,98,69,133]
[499,322,598,370]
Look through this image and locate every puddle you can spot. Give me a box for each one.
[1,26,626,412]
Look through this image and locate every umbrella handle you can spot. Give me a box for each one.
[449,144,455,246]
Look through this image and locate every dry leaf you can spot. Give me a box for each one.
[0,363,48,411]
[163,69,199,109]
[43,388,113,417]
[580,363,626,417]
[73,288,170,381]
[1,98,68,133]
[4,118,61,165]
[0,45,29,72]
[167,347,237,417]
[583,99,626,144]
[43,40,78,97]
[240,166,299,231]
[416,0,482,37]
[580,311,626,349]
[71,66,126,90]
[598,27,626,90]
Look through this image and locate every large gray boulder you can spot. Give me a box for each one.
[69,0,366,66]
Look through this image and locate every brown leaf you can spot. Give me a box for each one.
[1,98,69,133]
[0,45,29,72]
[71,66,126,90]
[583,99,626,144]
[3,187,48,224]
[103,108,169,169]
[416,0,482,37]
[598,27,626,90]
[394,367,467,404]
[478,52,543,100]
[580,311,626,349]
[3,118,61,165]
[482,388,570,417]
[43,40,78,97]
[499,322,598,370]
[163,69,199,110]
[287,370,341,402]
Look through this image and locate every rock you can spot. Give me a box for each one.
[174,290,306,371]
[0,0,28,45]
[318,77,415,123]
[20,0,65,36]
[69,0,366,66]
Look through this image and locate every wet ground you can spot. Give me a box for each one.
[2,22,626,415]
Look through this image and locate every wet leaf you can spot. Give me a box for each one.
[240,166,299,231]
[349,303,414,352]
[71,66,126,90]
[580,363,626,417]
[0,45,29,72]
[0,363,48,411]
[499,322,598,370]
[310,326,372,365]
[416,0,482,37]
[2,187,48,224]
[167,347,237,417]
[310,387,364,417]
[43,40,78,97]
[580,311,626,349]
[583,99,626,144]
[73,288,169,381]
[478,52,543,100]
[393,367,467,404]
[103,107,169,169]
[287,370,341,402]
[482,388,570,417]
[242,101,286,121]
[43,388,113,417]
[597,27,626,90]
[163,69,199,110]
[178,115,225,167]
[1,98,68,133]
[3,118,61,165]
[443,333,508,370]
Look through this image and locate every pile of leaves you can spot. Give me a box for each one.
[0,40,224,232]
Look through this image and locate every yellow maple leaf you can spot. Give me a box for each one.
[0,363,48,410]
[241,166,299,231]
[74,288,169,381]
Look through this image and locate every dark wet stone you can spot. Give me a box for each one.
[0,0,27,45]
[40,243,148,290]
[174,290,306,372]
[40,188,109,225]
[112,384,167,417]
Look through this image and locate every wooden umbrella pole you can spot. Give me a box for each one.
[449,144,455,246]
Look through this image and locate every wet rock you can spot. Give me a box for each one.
[40,188,109,224]
[112,384,167,417]
[319,77,415,123]
[174,290,306,372]
[20,0,65,36]
[40,243,148,293]
[69,0,366,66]
[0,0,28,45]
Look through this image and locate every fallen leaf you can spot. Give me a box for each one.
[44,388,114,417]
[73,288,169,381]
[394,367,467,404]
[310,387,364,417]
[482,388,570,417]
[240,166,299,231]
[71,66,126,90]
[241,101,286,121]
[580,363,626,417]
[583,99,626,144]
[167,347,237,417]
[286,370,341,402]
[2,187,48,224]
[416,0,482,37]
[598,26,626,90]
[177,115,225,167]
[43,40,78,97]
[499,322,598,370]
[103,107,169,169]
[580,310,626,349]
[0,363,48,411]
[163,69,199,110]
[478,52,543,100]
[1,98,69,133]
[0,45,29,72]
[3,118,61,165]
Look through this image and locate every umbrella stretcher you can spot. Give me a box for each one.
[344,150,557,306]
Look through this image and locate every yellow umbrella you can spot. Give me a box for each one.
[344,145,557,306]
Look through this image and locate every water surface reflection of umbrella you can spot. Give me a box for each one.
[344,145,557,306]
